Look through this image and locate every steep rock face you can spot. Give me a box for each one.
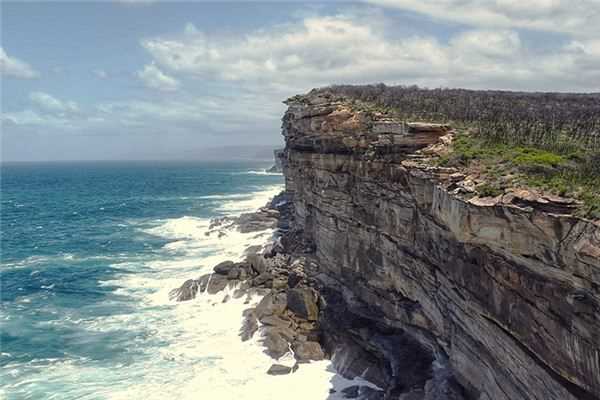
[281,91,600,400]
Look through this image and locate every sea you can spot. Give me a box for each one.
[0,161,368,400]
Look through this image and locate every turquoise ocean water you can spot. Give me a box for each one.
[1,161,285,399]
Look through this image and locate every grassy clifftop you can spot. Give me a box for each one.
[311,84,600,219]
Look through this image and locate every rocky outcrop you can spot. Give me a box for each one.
[281,90,600,400]
[267,149,285,173]
[170,192,327,368]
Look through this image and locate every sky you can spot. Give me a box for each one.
[1,1,600,162]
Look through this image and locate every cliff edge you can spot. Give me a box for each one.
[281,89,600,399]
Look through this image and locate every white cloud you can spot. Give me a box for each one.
[141,15,449,89]
[96,91,282,133]
[140,14,600,92]
[366,0,599,38]
[1,109,79,129]
[29,92,80,114]
[137,63,180,91]
[0,47,39,79]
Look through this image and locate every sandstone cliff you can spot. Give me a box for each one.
[281,90,600,400]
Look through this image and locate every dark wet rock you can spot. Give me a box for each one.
[261,326,293,359]
[266,364,292,376]
[292,340,325,361]
[237,209,279,233]
[272,278,288,290]
[240,308,258,341]
[255,291,287,319]
[302,329,321,343]
[206,273,229,294]
[169,279,200,302]
[359,387,385,400]
[399,390,425,400]
[213,260,235,275]
[247,252,269,275]
[341,386,360,398]
[287,288,319,321]
[252,272,273,287]
[287,270,304,288]
[227,267,241,280]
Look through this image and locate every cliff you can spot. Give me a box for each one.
[267,149,285,173]
[281,90,600,399]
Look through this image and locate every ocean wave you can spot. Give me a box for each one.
[1,181,368,399]
[232,170,283,176]
[197,193,252,200]
[1,253,77,270]
[216,184,283,216]
[143,216,211,240]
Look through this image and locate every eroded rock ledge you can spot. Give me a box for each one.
[280,90,600,400]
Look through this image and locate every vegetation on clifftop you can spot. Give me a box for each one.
[325,83,600,153]
[439,133,600,218]
[319,84,600,218]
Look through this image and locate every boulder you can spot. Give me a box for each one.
[255,292,287,319]
[266,364,292,376]
[253,272,273,287]
[213,260,235,275]
[227,267,241,280]
[292,340,325,361]
[247,252,269,275]
[206,273,229,294]
[287,288,319,321]
[240,308,258,341]
[261,327,292,359]
[168,279,200,302]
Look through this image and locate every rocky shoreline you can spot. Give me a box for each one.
[169,192,387,398]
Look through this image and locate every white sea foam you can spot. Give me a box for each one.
[243,169,284,176]
[2,182,372,399]
[216,184,283,216]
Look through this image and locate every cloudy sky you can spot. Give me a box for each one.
[2,1,599,161]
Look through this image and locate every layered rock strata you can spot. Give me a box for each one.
[281,91,600,400]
